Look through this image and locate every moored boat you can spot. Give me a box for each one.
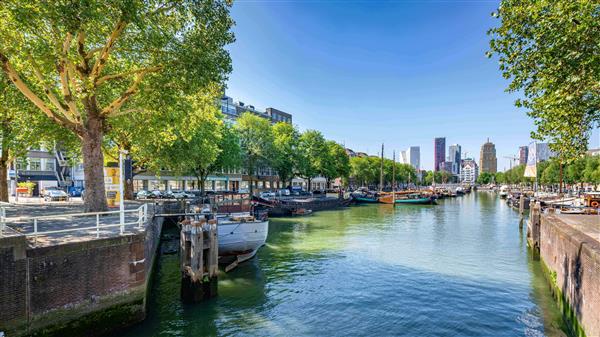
[377,192,395,204]
[395,193,437,205]
[498,185,509,199]
[351,190,379,203]
[216,212,268,260]
[189,192,270,270]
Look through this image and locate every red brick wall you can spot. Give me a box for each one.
[27,235,145,316]
[540,214,600,337]
[0,206,164,336]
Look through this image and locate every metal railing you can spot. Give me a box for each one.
[0,203,149,239]
[0,201,8,238]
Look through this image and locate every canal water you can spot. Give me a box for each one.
[120,192,568,337]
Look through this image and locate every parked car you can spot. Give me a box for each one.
[136,190,153,199]
[41,186,61,197]
[44,189,69,202]
[260,191,276,199]
[67,186,84,197]
[149,190,163,198]
[277,189,291,196]
[165,190,195,199]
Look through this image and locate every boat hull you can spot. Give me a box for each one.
[353,197,379,203]
[395,197,436,205]
[218,220,269,257]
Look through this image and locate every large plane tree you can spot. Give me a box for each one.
[0,0,234,211]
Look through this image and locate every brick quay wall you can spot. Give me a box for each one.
[535,213,600,337]
[0,205,165,336]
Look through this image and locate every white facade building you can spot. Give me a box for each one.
[460,159,478,184]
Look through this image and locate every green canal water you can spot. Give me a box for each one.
[120,192,568,337]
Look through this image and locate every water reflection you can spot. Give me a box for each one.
[119,192,567,337]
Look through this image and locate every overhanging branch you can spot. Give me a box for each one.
[100,70,151,117]
[90,19,128,81]
[95,65,162,86]
[0,53,81,134]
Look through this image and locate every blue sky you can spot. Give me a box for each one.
[224,0,597,171]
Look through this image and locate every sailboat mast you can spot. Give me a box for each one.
[380,143,384,192]
[392,150,396,200]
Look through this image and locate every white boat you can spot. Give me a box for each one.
[216,213,269,258]
[499,185,509,199]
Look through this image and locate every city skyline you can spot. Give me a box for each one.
[221,1,596,171]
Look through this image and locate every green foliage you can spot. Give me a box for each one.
[272,122,300,186]
[350,156,416,187]
[350,157,376,187]
[434,171,453,184]
[423,171,434,186]
[489,0,600,163]
[583,156,600,184]
[213,122,242,175]
[540,161,561,186]
[0,0,234,210]
[297,130,328,183]
[235,112,274,192]
[324,141,351,182]
[476,172,493,185]
[149,89,225,192]
[494,172,505,184]
[17,181,35,192]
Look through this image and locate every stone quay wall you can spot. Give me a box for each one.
[0,204,164,337]
[539,213,600,337]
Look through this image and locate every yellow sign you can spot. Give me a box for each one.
[104,167,120,207]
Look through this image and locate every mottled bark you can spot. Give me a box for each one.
[81,115,108,212]
[124,178,134,200]
[0,147,8,202]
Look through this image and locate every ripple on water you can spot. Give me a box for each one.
[116,193,568,337]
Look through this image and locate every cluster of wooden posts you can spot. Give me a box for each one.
[180,216,219,303]
[525,197,542,254]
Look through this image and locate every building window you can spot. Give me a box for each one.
[29,158,41,171]
[16,158,26,170]
[45,159,55,171]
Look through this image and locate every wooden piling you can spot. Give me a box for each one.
[180,217,218,303]
[519,195,525,216]
[526,201,541,254]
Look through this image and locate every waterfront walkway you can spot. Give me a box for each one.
[1,201,154,247]
[555,214,600,244]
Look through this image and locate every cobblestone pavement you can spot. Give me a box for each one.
[1,201,159,247]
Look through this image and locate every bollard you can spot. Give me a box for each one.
[180,217,218,303]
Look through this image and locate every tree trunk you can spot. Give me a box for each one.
[81,117,108,212]
[200,177,206,196]
[307,177,312,191]
[0,149,8,202]
[125,178,134,200]
[249,176,254,196]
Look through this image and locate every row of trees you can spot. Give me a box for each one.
[0,1,355,209]
[174,112,351,195]
[349,156,417,188]
[475,156,600,187]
